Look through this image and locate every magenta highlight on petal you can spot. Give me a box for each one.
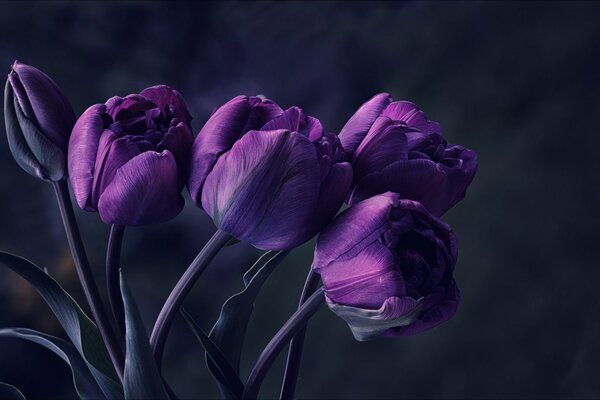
[189,95,353,250]
[339,93,478,216]
[68,85,193,226]
[313,192,460,339]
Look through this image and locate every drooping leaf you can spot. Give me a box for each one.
[120,272,168,400]
[207,250,289,389]
[0,382,26,400]
[0,328,105,399]
[0,251,122,399]
[180,308,244,399]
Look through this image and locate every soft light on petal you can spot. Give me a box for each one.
[97,150,184,226]
[68,104,108,210]
[339,93,391,156]
[201,129,320,250]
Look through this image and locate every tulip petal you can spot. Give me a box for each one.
[350,151,476,216]
[188,96,282,206]
[202,129,320,250]
[307,161,352,236]
[339,93,391,156]
[4,81,45,180]
[261,107,323,141]
[320,241,406,308]
[11,89,66,181]
[140,85,192,125]
[10,61,75,151]
[313,192,400,270]
[385,280,460,337]
[97,150,184,226]
[68,104,108,210]
[90,131,143,208]
[351,117,410,181]
[382,101,442,135]
[158,122,194,171]
[326,295,424,341]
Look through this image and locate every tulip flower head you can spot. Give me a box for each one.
[68,85,193,226]
[340,93,477,216]
[313,192,459,340]
[189,96,352,250]
[4,61,76,181]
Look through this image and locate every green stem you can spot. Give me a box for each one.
[243,288,325,400]
[52,180,124,383]
[150,229,232,368]
[279,268,320,399]
[106,224,126,339]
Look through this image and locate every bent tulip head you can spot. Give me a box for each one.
[4,61,76,181]
[313,192,459,341]
[340,93,477,216]
[189,97,352,250]
[68,85,193,226]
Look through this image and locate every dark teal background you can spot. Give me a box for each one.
[1,1,599,398]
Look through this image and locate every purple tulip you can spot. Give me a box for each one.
[312,192,459,340]
[188,96,352,250]
[4,61,76,181]
[68,85,193,226]
[339,93,477,216]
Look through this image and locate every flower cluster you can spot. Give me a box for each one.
[2,61,477,399]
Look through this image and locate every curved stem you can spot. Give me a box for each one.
[150,229,232,368]
[279,268,320,399]
[52,180,124,383]
[243,288,325,400]
[106,224,126,339]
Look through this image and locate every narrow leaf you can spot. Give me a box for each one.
[0,328,105,399]
[120,272,168,400]
[0,382,26,400]
[0,251,122,399]
[181,308,244,399]
[208,250,289,383]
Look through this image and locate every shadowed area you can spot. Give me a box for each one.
[0,1,599,399]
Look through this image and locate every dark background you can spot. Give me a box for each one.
[1,1,599,399]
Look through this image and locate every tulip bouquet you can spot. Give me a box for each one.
[0,61,477,400]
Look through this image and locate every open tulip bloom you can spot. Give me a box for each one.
[1,63,478,400]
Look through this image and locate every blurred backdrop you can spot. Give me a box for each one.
[1,1,599,399]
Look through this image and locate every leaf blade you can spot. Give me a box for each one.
[0,382,26,400]
[207,250,289,382]
[120,272,169,400]
[0,251,122,399]
[0,328,105,399]
[181,308,244,399]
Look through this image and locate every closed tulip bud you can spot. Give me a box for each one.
[189,96,353,250]
[68,85,193,226]
[4,61,76,181]
[340,93,477,216]
[313,192,459,341]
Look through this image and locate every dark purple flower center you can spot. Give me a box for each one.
[106,97,179,154]
[408,132,463,168]
[379,207,447,300]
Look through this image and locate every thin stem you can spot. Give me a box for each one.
[52,180,124,383]
[243,288,325,400]
[150,229,232,367]
[279,268,320,399]
[106,224,126,339]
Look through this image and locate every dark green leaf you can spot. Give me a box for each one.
[0,251,122,399]
[208,250,289,383]
[120,272,168,400]
[180,309,244,399]
[0,382,26,400]
[0,328,105,399]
